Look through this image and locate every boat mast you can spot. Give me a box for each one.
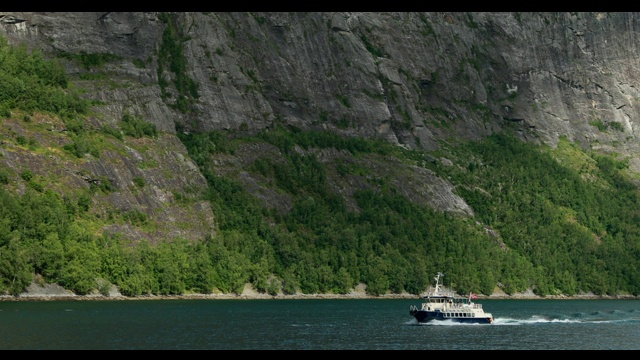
[434,272,444,294]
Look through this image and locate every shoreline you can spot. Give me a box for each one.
[2,293,638,302]
[0,282,637,302]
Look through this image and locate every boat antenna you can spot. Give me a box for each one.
[434,272,444,294]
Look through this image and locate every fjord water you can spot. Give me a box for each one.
[0,298,638,350]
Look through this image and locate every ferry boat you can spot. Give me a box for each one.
[409,272,493,324]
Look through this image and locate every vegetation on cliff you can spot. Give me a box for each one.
[0,34,639,299]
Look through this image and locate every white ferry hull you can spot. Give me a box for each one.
[410,309,493,324]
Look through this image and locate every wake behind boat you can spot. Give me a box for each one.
[409,272,493,324]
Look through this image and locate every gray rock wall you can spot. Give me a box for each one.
[2,12,639,153]
[2,12,640,240]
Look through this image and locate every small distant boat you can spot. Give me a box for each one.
[409,272,493,324]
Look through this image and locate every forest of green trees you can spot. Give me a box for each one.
[1,35,639,298]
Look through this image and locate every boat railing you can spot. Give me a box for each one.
[426,289,456,297]
[442,302,483,310]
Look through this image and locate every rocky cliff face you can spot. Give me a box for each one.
[1,12,639,242]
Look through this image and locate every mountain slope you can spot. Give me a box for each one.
[0,12,639,297]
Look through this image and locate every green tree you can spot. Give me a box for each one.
[364,255,390,296]
[155,240,189,295]
[334,267,353,294]
[117,241,158,296]
[185,241,217,294]
[0,237,33,295]
[32,232,65,283]
[61,240,101,295]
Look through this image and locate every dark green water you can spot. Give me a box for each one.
[0,298,638,349]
